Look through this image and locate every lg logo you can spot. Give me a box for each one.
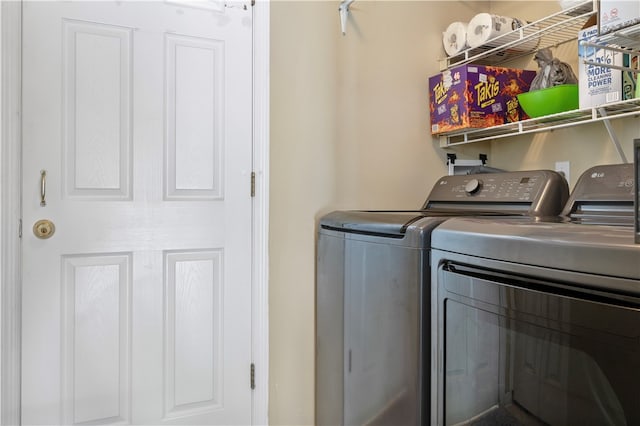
[591,172,605,179]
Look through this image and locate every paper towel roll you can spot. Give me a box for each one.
[442,22,468,57]
[467,13,538,51]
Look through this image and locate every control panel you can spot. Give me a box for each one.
[563,163,636,220]
[427,172,548,202]
[422,170,569,216]
[568,163,635,202]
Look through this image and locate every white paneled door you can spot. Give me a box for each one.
[21,1,253,424]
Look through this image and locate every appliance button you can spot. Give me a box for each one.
[465,179,482,195]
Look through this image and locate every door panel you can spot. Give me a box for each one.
[63,19,132,199]
[60,253,131,425]
[22,2,252,424]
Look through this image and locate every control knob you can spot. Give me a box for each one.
[465,178,482,195]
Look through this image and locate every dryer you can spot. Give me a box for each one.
[431,163,640,425]
[316,170,569,425]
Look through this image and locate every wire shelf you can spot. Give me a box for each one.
[581,23,640,72]
[435,0,640,157]
[440,0,596,70]
[439,98,640,147]
[595,22,640,51]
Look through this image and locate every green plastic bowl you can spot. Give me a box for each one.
[516,84,579,118]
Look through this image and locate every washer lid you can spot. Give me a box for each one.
[432,217,640,280]
[319,210,442,237]
[320,209,518,238]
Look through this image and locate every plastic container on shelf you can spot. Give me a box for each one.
[516,84,579,118]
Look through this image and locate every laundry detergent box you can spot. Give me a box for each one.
[600,0,640,35]
[623,53,638,100]
[579,25,625,108]
[429,64,537,135]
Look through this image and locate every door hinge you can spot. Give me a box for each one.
[18,219,22,238]
[250,363,256,389]
[251,172,256,197]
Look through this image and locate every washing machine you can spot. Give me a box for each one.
[430,163,640,425]
[316,170,569,426]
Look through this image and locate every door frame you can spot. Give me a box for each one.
[0,1,270,424]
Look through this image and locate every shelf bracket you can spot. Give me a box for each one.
[598,107,628,163]
[446,153,457,164]
[338,0,355,35]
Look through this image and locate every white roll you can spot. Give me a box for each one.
[559,0,592,17]
[467,13,538,52]
[442,22,468,57]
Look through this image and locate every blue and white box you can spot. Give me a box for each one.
[578,25,623,108]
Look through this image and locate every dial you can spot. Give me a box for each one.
[465,178,482,195]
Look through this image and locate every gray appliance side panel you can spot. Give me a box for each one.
[342,236,422,425]
[432,218,640,281]
[431,250,446,426]
[316,232,345,426]
[316,230,429,425]
[635,141,640,243]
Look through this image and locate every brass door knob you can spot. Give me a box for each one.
[33,219,55,239]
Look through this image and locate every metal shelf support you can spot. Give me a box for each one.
[598,108,628,163]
